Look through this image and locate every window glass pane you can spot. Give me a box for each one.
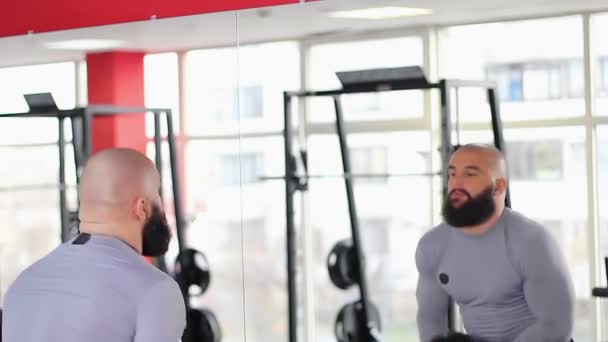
[0,146,67,298]
[0,62,76,144]
[0,145,60,187]
[592,13,608,114]
[0,190,61,298]
[523,68,550,100]
[240,137,286,341]
[184,137,246,341]
[186,41,300,136]
[595,126,608,340]
[308,131,432,341]
[440,16,584,120]
[308,37,425,122]
[144,53,180,137]
[186,136,285,341]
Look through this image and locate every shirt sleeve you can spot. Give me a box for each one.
[134,278,187,342]
[415,232,450,342]
[512,228,575,342]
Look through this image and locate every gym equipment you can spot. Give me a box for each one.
[260,172,440,182]
[172,248,219,342]
[0,93,221,342]
[0,93,186,250]
[279,66,509,342]
[327,239,358,290]
[335,300,381,342]
[183,308,222,342]
[174,248,211,297]
[592,257,608,298]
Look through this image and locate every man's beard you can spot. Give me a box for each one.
[141,204,172,257]
[441,185,496,228]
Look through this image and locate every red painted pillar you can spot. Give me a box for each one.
[86,51,147,154]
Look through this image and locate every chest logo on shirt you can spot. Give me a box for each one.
[439,273,449,285]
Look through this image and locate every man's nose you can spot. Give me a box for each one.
[448,174,464,189]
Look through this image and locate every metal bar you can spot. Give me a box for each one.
[455,87,461,146]
[71,116,83,185]
[165,110,186,253]
[444,79,497,88]
[284,79,496,99]
[0,106,170,118]
[187,130,285,141]
[0,110,73,118]
[286,82,440,97]
[0,142,61,148]
[460,117,585,130]
[583,12,602,342]
[58,117,70,243]
[259,172,441,181]
[439,80,456,332]
[333,95,379,338]
[86,105,171,114]
[154,112,164,200]
[440,80,454,196]
[307,118,427,135]
[487,88,511,208]
[0,184,75,192]
[284,92,298,342]
[297,43,317,340]
[83,108,93,161]
[153,111,168,274]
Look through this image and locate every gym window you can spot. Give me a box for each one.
[220,152,264,186]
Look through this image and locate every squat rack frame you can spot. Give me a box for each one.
[0,102,186,254]
[282,69,510,342]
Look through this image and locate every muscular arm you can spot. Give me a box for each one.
[134,278,186,342]
[513,229,575,342]
[415,234,450,342]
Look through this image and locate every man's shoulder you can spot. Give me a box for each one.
[504,208,559,259]
[136,267,184,309]
[504,208,552,241]
[3,244,65,302]
[415,223,451,271]
[132,257,178,287]
[419,223,451,248]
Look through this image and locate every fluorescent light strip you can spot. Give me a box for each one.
[330,6,433,20]
[44,39,126,51]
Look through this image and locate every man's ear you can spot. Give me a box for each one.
[493,178,508,196]
[132,198,149,221]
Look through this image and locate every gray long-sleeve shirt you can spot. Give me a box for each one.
[2,233,186,342]
[415,208,575,342]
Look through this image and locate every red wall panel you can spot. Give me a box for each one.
[0,0,302,38]
[86,52,147,154]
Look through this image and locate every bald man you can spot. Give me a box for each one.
[2,148,186,342]
[415,143,575,342]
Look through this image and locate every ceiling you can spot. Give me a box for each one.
[0,0,607,68]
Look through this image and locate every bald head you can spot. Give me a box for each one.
[77,148,171,256]
[79,148,158,207]
[453,143,508,180]
[77,148,162,232]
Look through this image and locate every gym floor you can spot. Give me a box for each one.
[1,1,608,342]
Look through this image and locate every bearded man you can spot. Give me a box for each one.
[2,148,185,342]
[415,143,575,342]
